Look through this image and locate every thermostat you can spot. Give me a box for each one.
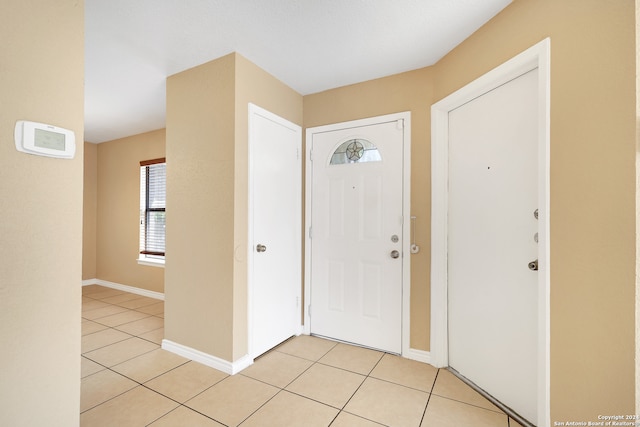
[15,120,76,159]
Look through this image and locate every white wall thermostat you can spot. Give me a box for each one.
[15,120,76,159]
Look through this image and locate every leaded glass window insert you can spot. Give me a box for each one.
[329,139,382,165]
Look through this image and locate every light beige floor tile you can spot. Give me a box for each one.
[118,296,161,309]
[145,361,228,403]
[331,411,386,427]
[185,374,278,426]
[241,350,312,388]
[81,328,131,353]
[421,395,508,427]
[431,369,502,413]
[344,377,429,427]
[85,289,126,300]
[155,312,165,319]
[100,292,142,305]
[149,406,225,426]
[94,309,151,327]
[83,337,159,367]
[80,369,137,412]
[275,335,337,361]
[81,356,105,378]
[369,353,438,392]
[286,363,365,409]
[81,299,111,313]
[80,385,179,427]
[136,301,164,315]
[241,390,338,427]
[115,315,164,335]
[318,343,384,375]
[111,348,188,383]
[145,361,227,403]
[139,327,164,344]
[82,304,130,320]
[82,285,109,295]
[82,319,109,336]
[509,418,525,427]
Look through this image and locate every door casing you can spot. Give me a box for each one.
[430,38,550,425]
[304,112,417,359]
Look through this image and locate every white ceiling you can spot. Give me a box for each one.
[85,0,512,143]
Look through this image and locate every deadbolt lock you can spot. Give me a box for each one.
[256,244,267,253]
[528,259,538,271]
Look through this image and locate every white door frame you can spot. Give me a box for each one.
[304,112,414,358]
[430,39,550,425]
[247,103,302,359]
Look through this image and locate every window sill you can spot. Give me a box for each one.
[137,257,165,268]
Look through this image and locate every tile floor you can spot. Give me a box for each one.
[81,285,524,426]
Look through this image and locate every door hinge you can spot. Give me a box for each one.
[308,305,311,317]
[309,227,312,239]
[396,119,404,130]
[310,149,314,162]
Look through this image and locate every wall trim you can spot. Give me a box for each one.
[162,339,253,375]
[82,278,164,301]
[404,348,431,364]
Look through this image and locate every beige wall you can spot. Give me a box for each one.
[233,55,303,359]
[0,0,84,425]
[95,129,166,293]
[304,0,636,421]
[434,0,636,421]
[166,54,237,359]
[637,0,640,416]
[83,142,98,280]
[165,53,303,362]
[304,67,434,351]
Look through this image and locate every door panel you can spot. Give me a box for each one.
[448,69,538,423]
[310,120,403,353]
[249,105,301,358]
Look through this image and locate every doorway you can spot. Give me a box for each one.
[304,112,411,355]
[430,39,550,426]
[248,103,302,359]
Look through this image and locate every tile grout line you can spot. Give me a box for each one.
[418,367,441,426]
[82,288,509,426]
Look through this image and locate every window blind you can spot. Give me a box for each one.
[140,158,166,257]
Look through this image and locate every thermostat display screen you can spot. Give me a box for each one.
[14,120,75,159]
[34,128,66,151]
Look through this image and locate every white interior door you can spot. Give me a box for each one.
[309,118,404,354]
[249,104,301,359]
[448,69,539,424]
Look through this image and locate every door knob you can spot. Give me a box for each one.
[528,259,538,271]
[390,250,400,259]
[256,244,267,253]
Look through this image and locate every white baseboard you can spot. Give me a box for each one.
[162,339,253,375]
[82,278,164,301]
[404,348,431,365]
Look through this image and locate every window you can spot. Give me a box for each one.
[330,138,382,165]
[139,158,166,266]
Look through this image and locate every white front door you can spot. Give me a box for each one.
[448,69,539,424]
[249,104,301,358]
[308,116,406,354]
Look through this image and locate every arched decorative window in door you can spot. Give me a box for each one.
[329,139,382,165]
